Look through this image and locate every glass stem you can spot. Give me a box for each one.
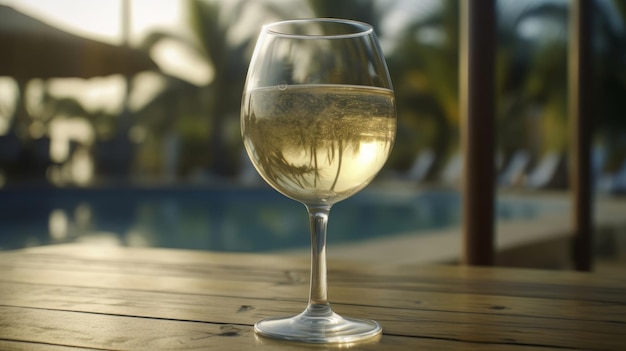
[305,204,332,315]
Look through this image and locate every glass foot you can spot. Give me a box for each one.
[254,306,382,344]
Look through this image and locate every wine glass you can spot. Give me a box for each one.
[241,18,396,344]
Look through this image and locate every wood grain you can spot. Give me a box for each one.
[1,244,625,350]
[0,306,567,351]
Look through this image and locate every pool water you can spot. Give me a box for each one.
[0,185,554,252]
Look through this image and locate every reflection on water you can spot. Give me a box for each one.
[0,185,560,252]
[48,208,68,240]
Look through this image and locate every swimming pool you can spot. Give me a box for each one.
[0,184,559,251]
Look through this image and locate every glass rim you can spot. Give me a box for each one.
[262,18,374,39]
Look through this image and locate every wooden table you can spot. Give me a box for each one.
[1,244,625,350]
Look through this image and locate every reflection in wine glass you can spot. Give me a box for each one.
[241,18,396,344]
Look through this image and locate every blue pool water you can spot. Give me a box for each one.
[0,184,555,252]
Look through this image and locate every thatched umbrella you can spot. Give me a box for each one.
[0,5,157,79]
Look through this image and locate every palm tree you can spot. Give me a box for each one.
[496,0,626,182]
[189,0,315,178]
[136,0,312,179]
[380,0,625,187]
[384,0,460,180]
[305,0,450,180]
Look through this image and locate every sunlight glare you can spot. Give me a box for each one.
[76,231,121,246]
[3,0,122,44]
[517,17,566,42]
[150,39,214,86]
[49,209,69,241]
[0,77,18,135]
[70,147,94,185]
[48,76,126,114]
[129,72,166,111]
[49,117,95,162]
[4,0,186,45]
[130,0,186,45]
[25,79,45,119]
[357,141,379,166]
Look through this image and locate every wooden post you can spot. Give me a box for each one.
[459,0,496,265]
[569,0,593,271]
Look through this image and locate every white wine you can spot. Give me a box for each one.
[242,84,396,205]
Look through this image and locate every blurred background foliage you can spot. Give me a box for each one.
[0,0,625,193]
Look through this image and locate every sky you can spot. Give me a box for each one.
[0,0,186,45]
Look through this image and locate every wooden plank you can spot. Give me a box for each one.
[0,265,308,302]
[1,246,624,349]
[3,244,626,288]
[2,280,624,327]
[0,306,560,351]
[0,340,99,351]
[1,249,625,304]
[9,244,311,269]
[1,274,625,325]
[1,281,624,350]
[2,262,626,311]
